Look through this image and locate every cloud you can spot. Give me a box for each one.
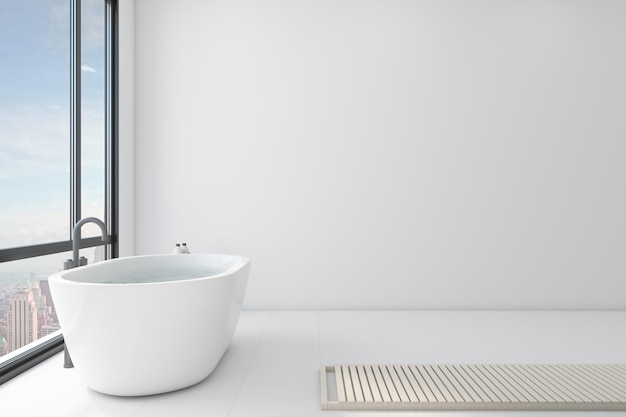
[0,199,69,248]
[45,0,105,53]
[45,1,70,52]
[0,107,69,180]
[81,64,97,73]
[81,0,106,52]
[0,103,106,181]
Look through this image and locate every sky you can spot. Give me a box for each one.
[0,0,106,254]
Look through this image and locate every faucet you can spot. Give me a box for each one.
[69,217,109,269]
[62,217,109,368]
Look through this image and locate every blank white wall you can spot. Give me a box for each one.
[134,0,626,309]
[118,0,135,257]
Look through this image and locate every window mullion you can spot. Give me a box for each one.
[70,0,82,235]
[105,0,119,259]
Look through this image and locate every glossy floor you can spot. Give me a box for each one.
[2,310,626,417]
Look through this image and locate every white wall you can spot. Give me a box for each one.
[118,0,135,257]
[134,0,626,309]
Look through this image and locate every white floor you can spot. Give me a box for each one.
[2,310,626,417]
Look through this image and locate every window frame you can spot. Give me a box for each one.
[0,0,118,383]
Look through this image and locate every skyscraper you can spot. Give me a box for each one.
[94,245,106,264]
[40,324,60,338]
[6,290,38,353]
[39,279,57,324]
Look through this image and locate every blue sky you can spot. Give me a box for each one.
[0,0,105,250]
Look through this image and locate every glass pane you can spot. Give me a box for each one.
[81,0,106,238]
[0,246,107,359]
[0,0,71,248]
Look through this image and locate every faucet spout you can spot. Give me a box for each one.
[72,217,108,267]
[64,217,109,369]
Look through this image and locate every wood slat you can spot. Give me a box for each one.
[349,365,364,403]
[455,364,494,403]
[334,365,346,402]
[372,365,392,402]
[499,364,552,403]
[388,365,410,402]
[357,365,373,403]
[431,365,464,402]
[577,365,626,400]
[408,364,438,402]
[322,364,626,411]
[341,365,355,402]
[401,364,429,402]
[538,365,588,403]
[445,364,483,403]
[439,365,474,403]
[510,364,563,402]
[416,365,447,402]
[553,365,611,403]
[491,364,536,403]
[467,364,511,403]
[364,365,383,403]
[394,365,419,402]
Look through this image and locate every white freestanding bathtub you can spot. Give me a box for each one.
[48,254,250,396]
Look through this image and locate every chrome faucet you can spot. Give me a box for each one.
[67,217,109,269]
[62,217,108,368]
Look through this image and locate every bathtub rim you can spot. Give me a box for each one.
[48,253,251,287]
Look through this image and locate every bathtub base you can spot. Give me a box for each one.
[83,351,227,397]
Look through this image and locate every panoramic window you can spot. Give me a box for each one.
[0,0,117,376]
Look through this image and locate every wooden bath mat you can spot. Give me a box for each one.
[321,364,626,411]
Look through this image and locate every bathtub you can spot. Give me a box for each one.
[48,253,250,396]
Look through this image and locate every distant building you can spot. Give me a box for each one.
[94,245,106,263]
[30,283,41,302]
[0,336,6,356]
[39,280,53,305]
[39,279,57,323]
[40,325,60,338]
[6,290,38,353]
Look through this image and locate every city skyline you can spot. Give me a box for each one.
[0,276,58,356]
[0,245,106,359]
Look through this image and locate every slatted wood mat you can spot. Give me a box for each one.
[321,364,626,411]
